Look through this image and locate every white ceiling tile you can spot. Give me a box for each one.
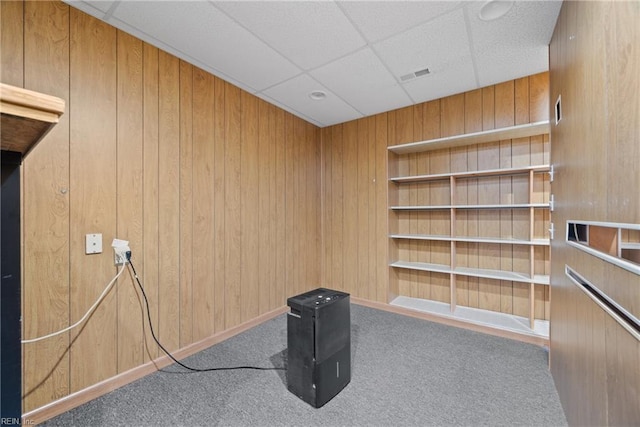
[373,7,472,84]
[261,74,363,127]
[339,1,462,43]
[466,1,562,47]
[111,1,300,92]
[310,48,412,117]
[214,1,366,70]
[475,45,550,88]
[466,0,562,86]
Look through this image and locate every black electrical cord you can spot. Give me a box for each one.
[127,253,284,372]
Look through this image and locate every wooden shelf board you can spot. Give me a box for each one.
[455,266,549,285]
[390,234,452,242]
[390,261,451,274]
[388,120,550,154]
[391,203,549,210]
[390,164,550,183]
[1,83,65,155]
[454,236,550,246]
[620,242,640,250]
[391,205,451,210]
[453,203,549,209]
[390,234,550,246]
[390,296,549,339]
[533,274,551,285]
[390,261,550,285]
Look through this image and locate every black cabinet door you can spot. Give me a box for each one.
[1,150,22,421]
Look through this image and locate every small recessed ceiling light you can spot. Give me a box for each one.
[309,90,327,101]
[478,0,514,21]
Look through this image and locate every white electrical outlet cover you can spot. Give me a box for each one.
[85,233,102,254]
[111,238,129,249]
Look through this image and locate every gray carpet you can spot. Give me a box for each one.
[42,304,567,426]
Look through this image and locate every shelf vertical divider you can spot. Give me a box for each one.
[388,150,400,302]
[450,175,457,312]
[529,169,535,329]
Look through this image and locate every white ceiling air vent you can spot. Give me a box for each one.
[399,67,431,83]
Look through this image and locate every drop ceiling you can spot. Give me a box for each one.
[64,1,562,128]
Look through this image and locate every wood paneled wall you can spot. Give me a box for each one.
[3,1,320,413]
[321,74,550,321]
[549,1,640,425]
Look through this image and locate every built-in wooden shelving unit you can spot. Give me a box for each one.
[388,121,551,340]
[1,83,65,156]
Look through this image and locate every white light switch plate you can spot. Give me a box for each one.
[86,233,102,254]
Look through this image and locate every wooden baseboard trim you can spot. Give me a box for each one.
[22,306,288,425]
[351,297,549,347]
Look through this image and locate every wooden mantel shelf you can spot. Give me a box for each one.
[1,83,65,156]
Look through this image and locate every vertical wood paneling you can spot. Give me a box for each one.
[299,120,308,294]
[157,51,180,352]
[322,127,333,289]
[514,77,530,125]
[482,86,495,130]
[224,83,242,328]
[116,30,144,372]
[266,103,278,309]
[343,121,359,295]
[1,0,24,86]
[69,9,117,392]
[308,123,321,291]
[357,119,370,299]
[191,68,215,342]
[258,99,271,314]
[296,119,306,295]
[529,72,549,123]
[607,0,640,225]
[212,77,226,332]
[273,107,286,307]
[18,2,322,415]
[330,125,344,291]
[179,60,193,347]
[366,117,377,302]
[375,114,388,303]
[284,114,295,296]
[142,42,159,361]
[292,118,303,296]
[550,1,640,425]
[22,0,69,412]
[240,91,259,322]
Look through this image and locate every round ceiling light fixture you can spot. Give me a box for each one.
[309,90,327,101]
[478,0,514,21]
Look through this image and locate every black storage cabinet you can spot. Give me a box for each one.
[286,288,350,408]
